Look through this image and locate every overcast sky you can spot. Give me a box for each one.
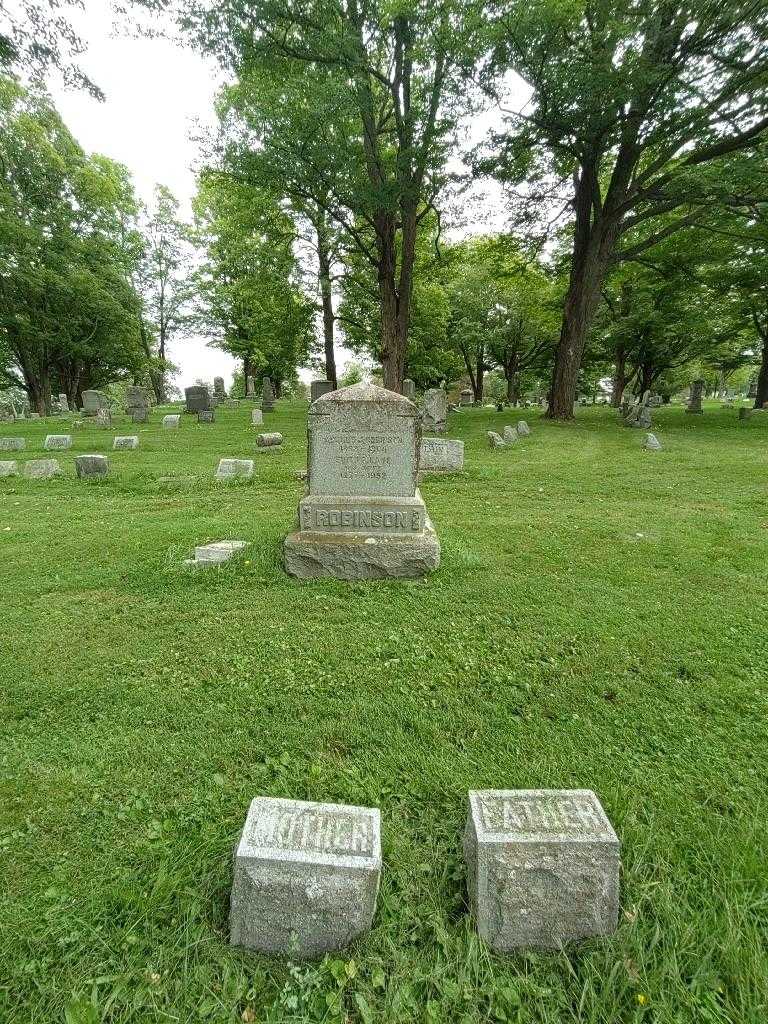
[44,1,518,391]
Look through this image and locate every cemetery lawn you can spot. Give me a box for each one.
[2,401,768,1024]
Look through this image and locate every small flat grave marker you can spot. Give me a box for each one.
[113,436,139,450]
[215,458,254,481]
[162,415,180,429]
[75,454,109,479]
[0,437,25,451]
[0,461,19,477]
[419,438,464,473]
[44,435,72,450]
[23,459,62,480]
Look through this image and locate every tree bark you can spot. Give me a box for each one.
[317,229,337,388]
[755,331,768,409]
[611,345,627,407]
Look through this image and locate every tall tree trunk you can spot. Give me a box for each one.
[316,226,337,388]
[611,345,627,407]
[546,163,619,421]
[639,362,655,395]
[755,331,768,409]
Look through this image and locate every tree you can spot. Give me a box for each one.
[193,169,313,394]
[138,185,194,403]
[0,78,144,412]
[180,0,483,391]
[0,0,102,94]
[483,0,768,419]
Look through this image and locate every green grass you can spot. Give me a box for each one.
[1,401,767,1024]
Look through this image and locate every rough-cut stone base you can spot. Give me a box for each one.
[283,517,440,580]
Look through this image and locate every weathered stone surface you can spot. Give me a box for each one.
[262,376,275,412]
[198,410,215,424]
[95,408,112,429]
[643,432,662,450]
[464,789,620,951]
[81,390,108,416]
[460,389,474,406]
[285,383,440,580]
[311,380,335,402]
[125,386,150,415]
[43,434,72,450]
[230,796,381,956]
[419,437,464,472]
[402,378,416,402]
[58,393,69,412]
[502,426,518,444]
[188,540,249,566]
[0,437,26,451]
[251,409,263,426]
[23,459,62,479]
[422,388,447,434]
[162,414,180,429]
[185,385,211,414]
[113,436,139,450]
[488,431,506,449]
[132,408,149,424]
[0,461,19,477]
[75,454,109,479]
[215,458,254,481]
[214,376,226,400]
[245,376,255,398]
[28,412,40,420]
[257,432,283,448]
[686,379,704,414]
[517,421,531,437]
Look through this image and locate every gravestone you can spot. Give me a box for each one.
[230,796,381,956]
[283,382,440,580]
[0,461,19,477]
[643,433,662,450]
[185,385,211,414]
[215,458,254,481]
[257,432,282,448]
[402,378,416,402]
[311,380,335,402]
[517,421,531,437]
[44,435,72,450]
[125,386,150,417]
[487,431,506,448]
[245,376,255,398]
[113,436,139,450]
[647,394,662,408]
[132,408,149,424]
[422,388,447,434]
[213,376,226,402]
[464,789,619,951]
[81,390,108,417]
[185,540,249,567]
[0,437,25,451]
[198,410,215,424]
[95,408,112,429]
[162,414,180,429]
[28,412,40,420]
[58,393,69,412]
[75,454,109,479]
[262,376,275,412]
[686,379,704,414]
[251,408,263,426]
[23,459,62,479]
[418,438,464,473]
[460,389,474,407]
[621,392,651,429]
[503,426,518,444]
[748,376,758,399]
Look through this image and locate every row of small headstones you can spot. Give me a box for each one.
[487,422,531,447]
[230,790,619,956]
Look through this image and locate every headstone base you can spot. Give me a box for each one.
[283,515,440,580]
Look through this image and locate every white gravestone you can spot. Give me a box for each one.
[0,461,19,477]
[502,426,518,444]
[185,540,249,567]
[283,383,440,580]
[517,421,531,436]
[251,409,263,426]
[113,436,139,450]
[230,796,381,956]
[23,459,62,479]
[418,438,464,473]
[0,437,26,451]
[464,790,619,951]
[643,433,662,450]
[44,435,72,450]
[162,415,180,429]
[257,432,283,448]
[487,431,506,449]
[215,458,254,481]
[422,388,447,433]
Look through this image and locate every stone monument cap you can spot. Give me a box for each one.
[468,789,618,844]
